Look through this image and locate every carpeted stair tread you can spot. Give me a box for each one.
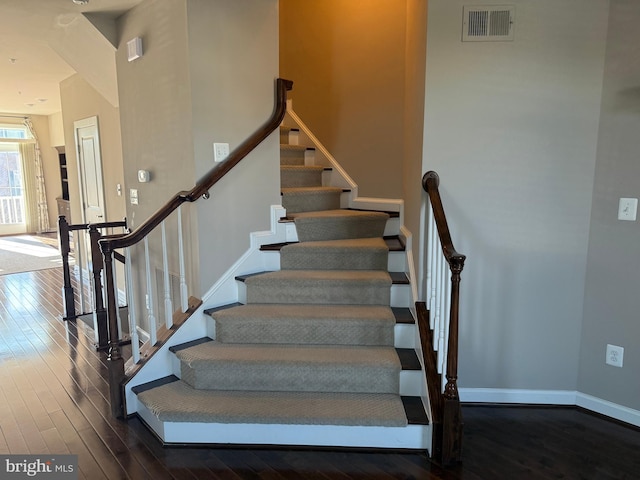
[280,237,389,271]
[280,144,309,166]
[211,303,395,345]
[137,381,408,427]
[245,269,391,305]
[282,187,343,213]
[290,209,390,242]
[176,341,401,393]
[281,165,324,188]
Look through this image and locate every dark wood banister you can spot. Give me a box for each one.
[100,77,293,418]
[100,78,292,253]
[421,170,466,465]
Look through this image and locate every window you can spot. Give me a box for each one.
[0,125,29,140]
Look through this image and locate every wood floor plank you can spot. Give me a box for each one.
[2,268,640,479]
[0,384,29,454]
[48,409,108,480]
[40,427,71,455]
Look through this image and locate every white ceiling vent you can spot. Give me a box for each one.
[462,5,515,42]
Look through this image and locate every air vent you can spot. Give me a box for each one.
[462,5,514,42]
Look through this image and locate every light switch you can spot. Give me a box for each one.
[214,143,229,162]
[618,198,637,221]
[130,188,138,205]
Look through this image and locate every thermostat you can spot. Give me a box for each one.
[137,170,151,183]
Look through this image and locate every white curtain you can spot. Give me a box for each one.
[22,119,49,233]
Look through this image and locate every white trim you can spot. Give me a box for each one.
[459,388,577,405]
[118,288,127,306]
[136,403,430,449]
[459,388,640,428]
[576,392,640,428]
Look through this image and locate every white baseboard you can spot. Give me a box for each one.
[576,392,640,427]
[459,388,576,405]
[459,388,640,427]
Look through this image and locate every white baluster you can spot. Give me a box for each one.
[112,256,123,340]
[124,246,140,363]
[178,206,188,312]
[433,238,442,356]
[161,220,173,328]
[438,256,448,386]
[437,244,447,374]
[425,207,434,312]
[441,268,453,392]
[144,236,157,345]
[76,230,86,313]
[429,214,438,330]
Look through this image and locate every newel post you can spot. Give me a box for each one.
[101,240,126,418]
[441,254,465,465]
[444,255,465,399]
[89,225,109,349]
[58,215,76,320]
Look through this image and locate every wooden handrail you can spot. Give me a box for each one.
[100,77,293,418]
[422,171,465,269]
[100,78,292,255]
[421,170,466,465]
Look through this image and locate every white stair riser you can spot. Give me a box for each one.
[384,217,400,237]
[400,370,424,396]
[395,324,415,348]
[136,402,430,449]
[285,130,299,145]
[391,284,411,308]
[304,148,315,166]
[388,251,405,272]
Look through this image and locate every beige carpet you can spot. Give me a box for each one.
[0,234,71,275]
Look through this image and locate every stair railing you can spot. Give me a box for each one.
[58,214,128,349]
[99,77,293,418]
[421,170,466,465]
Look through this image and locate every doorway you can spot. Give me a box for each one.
[74,116,106,224]
[0,137,26,236]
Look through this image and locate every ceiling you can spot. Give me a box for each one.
[0,0,142,117]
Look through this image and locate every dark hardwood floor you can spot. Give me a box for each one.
[1,268,639,479]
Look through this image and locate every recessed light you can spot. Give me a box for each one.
[9,58,16,64]
[37,98,48,103]
[25,103,35,108]
[72,0,89,5]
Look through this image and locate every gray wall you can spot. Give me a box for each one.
[60,74,126,227]
[423,0,609,391]
[116,0,279,297]
[187,0,280,292]
[117,0,195,227]
[579,0,640,411]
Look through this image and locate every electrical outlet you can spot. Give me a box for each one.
[214,142,229,162]
[617,198,637,221]
[606,344,624,367]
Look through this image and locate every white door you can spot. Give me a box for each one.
[74,117,106,224]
